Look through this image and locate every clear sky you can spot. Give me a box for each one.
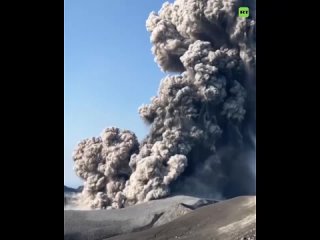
[64,0,171,187]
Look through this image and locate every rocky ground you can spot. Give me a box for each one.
[64,195,255,240]
[64,195,217,239]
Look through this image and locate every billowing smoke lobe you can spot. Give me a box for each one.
[72,0,256,209]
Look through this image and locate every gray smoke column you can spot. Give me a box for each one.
[73,0,256,209]
[73,128,139,209]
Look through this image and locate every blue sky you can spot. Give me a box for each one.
[64,0,171,187]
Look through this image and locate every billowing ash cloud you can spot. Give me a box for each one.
[73,128,139,209]
[72,0,256,209]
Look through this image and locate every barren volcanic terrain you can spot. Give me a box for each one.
[64,195,255,240]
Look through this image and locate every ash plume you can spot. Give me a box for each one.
[72,0,256,209]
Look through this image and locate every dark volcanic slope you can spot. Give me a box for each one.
[64,186,79,193]
[64,196,216,240]
[64,186,81,207]
[107,196,256,240]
